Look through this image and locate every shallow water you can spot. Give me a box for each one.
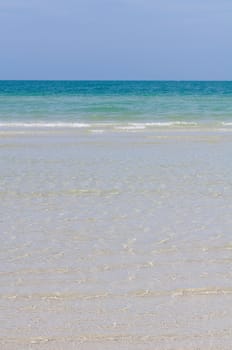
[1,128,232,349]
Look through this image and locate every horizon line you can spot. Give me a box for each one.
[1,79,232,82]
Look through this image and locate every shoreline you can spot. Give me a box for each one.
[1,124,232,134]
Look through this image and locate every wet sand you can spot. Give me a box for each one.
[1,128,232,349]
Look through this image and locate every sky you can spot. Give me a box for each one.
[0,0,231,80]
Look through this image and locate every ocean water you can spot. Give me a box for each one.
[1,82,232,349]
[0,81,232,129]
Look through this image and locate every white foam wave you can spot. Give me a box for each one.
[0,120,223,132]
[221,122,232,126]
[0,122,90,128]
[90,129,105,133]
[131,121,198,127]
[115,125,146,130]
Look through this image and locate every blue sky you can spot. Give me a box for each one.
[0,0,231,80]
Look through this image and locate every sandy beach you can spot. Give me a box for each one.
[1,128,232,349]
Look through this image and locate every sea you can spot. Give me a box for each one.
[1,81,232,349]
[0,80,232,129]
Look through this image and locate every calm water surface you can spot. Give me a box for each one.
[1,128,232,349]
[0,81,232,128]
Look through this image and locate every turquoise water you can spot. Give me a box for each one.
[0,81,232,127]
[2,82,232,348]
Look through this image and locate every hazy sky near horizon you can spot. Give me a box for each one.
[0,0,231,80]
